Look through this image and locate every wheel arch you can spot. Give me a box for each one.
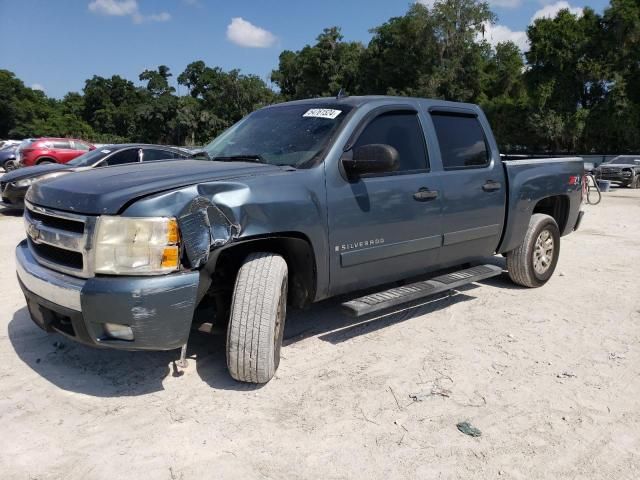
[205,232,317,309]
[531,195,569,234]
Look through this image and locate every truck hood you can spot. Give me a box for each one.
[26,160,282,214]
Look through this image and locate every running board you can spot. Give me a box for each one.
[341,264,502,317]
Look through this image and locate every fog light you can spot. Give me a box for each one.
[103,323,134,341]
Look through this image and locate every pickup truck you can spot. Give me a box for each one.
[15,96,584,384]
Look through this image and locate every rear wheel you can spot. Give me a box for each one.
[36,158,55,165]
[226,252,288,384]
[507,214,560,288]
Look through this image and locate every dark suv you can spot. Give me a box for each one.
[16,138,95,167]
[595,155,640,188]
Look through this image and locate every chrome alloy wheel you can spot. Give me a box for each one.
[533,229,555,275]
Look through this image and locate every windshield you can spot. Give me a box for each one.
[605,157,640,165]
[67,147,112,167]
[203,104,353,168]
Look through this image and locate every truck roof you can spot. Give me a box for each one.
[266,95,481,112]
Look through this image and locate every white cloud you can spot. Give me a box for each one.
[88,0,170,23]
[226,17,276,48]
[31,83,45,92]
[531,1,583,22]
[490,0,522,7]
[416,0,436,7]
[88,0,137,16]
[481,22,528,51]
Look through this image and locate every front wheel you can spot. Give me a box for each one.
[226,252,288,384]
[506,214,560,288]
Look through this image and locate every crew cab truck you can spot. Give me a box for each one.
[16,96,584,384]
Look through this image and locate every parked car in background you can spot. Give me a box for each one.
[0,140,21,150]
[0,144,18,171]
[15,138,95,167]
[595,155,640,188]
[1,144,193,209]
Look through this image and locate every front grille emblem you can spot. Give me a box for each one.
[27,221,41,241]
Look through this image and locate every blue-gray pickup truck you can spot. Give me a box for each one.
[16,96,584,384]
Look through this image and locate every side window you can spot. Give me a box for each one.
[74,141,91,151]
[431,113,489,169]
[143,149,174,161]
[354,112,429,172]
[105,149,139,166]
[52,141,71,149]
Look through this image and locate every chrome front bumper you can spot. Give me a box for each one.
[16,240,201,350]
[16,241,83,311]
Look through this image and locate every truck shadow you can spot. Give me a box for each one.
[8,269,505,395]
[194,285,480,390]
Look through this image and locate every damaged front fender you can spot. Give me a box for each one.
[177,196,240,269]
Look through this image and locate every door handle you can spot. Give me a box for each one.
[482,180,502,192]
[413,188,439,201]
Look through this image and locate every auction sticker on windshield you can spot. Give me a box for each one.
[303,109,342,119]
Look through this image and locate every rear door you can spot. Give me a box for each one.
[53,140,75,163]
[326,107,443,295]
[428,110,506,265]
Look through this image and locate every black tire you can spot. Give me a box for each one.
[3,159,16,171]
[506,214,560,288]
[226,252,288,384]
[37,159,55,165]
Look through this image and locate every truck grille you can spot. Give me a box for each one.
[24,200,97,278]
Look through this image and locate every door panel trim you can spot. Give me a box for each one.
[443,224,501,246]
[340,234,442,267]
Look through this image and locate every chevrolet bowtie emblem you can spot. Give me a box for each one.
[27,221,41,241]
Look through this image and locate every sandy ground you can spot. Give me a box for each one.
[0,189,639,480]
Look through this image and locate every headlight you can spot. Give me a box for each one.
[13,178,35,188]
[94,216,180,275]
[13,172,69,188]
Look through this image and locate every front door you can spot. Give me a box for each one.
[326,108,443,295]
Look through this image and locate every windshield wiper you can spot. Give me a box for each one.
[212,154,268,164]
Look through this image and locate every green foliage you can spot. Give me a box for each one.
[271,27,365,98]
[1,0,639,153]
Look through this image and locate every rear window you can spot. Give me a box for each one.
[431,113,489,170]
[143,149,176,161]
[51,141,71,149]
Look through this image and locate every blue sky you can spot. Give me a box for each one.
[0,0,610,98]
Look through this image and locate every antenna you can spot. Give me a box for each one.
[336,88,346,100]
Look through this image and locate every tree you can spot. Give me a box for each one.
[271,27,365,99]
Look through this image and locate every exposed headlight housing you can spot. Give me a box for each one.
[94,216,180,275]
[13,178,35,188]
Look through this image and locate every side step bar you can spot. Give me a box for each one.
[341,264,502,317]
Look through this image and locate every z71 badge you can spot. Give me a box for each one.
[335,238,385,252]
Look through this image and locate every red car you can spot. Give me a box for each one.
[16,138,95,167]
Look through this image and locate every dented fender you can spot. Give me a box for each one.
[177,196,240,268]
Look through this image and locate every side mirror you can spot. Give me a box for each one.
[189,150,210,160]
[342,144,399,176]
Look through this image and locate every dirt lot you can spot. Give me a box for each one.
[1,189,639,480]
